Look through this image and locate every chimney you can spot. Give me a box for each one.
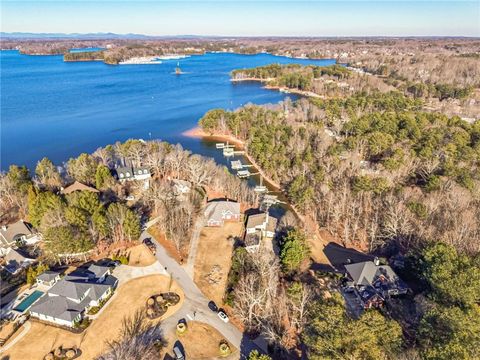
[374,257,380,266]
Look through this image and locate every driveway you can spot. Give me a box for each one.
[140,230,266,358]
[184,217,205,277]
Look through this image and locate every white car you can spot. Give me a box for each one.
[217,310,229,323]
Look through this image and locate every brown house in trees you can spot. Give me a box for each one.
[60,181,99,195]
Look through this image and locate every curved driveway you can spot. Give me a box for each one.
[141,230,266,359]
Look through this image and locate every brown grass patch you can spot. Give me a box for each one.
[193,222,243,305]
[163,321,236,360]
[127,244,156,267]
[4,275,183,360]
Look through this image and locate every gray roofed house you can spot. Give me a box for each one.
[204,200,241,227]
[36,271,61,286]
[29,265,118,328]
[0,220,40,255]
[344,260,409,309]
[2,248,36,274]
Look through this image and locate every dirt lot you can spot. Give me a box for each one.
[162,321,236,360]
[4,275,183,360]
[127,243,156,267]
[193,222,243,305]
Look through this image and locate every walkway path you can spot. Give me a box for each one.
[0,320,31,353]
[140,229,267,358]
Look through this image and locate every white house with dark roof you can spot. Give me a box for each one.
[114,166,151,190]
[0,220,41,255]
[29,264,118,328]
[204,200,241,227]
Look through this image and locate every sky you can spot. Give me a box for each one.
[1,1,479,37]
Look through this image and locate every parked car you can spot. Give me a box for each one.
[208,300,218,312]
[173,345,185,360]
[143,238,156,255]
[217,309,229,323]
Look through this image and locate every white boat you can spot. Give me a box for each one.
[237,170,250,178]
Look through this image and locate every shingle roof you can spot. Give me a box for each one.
[60,181,99,195]
[30,293,89,322]
[0,221,34,247]
[245,213,277,232]
[345,261,399,286]
[87,264,110,279]
[48,278,90,301]
[37,270,60,282]
[204,201,240,223]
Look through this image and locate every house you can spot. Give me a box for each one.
[115,166,151,182]
[114,166,151,190]
[36,271,61,287]
[29,265,118,328]
[344,259,409,309]
[243,212,278,252]
[60,181,99,195]
[204,200,241,227]
[245,212,277,239]
[2,248,36,274]
[0,220,41,255]
[171,179,191,195]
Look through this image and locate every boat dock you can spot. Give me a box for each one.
[237,170,251,178]
[231,160,254,170]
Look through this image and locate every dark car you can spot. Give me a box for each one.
[143,238,156,255]
[208,300,218,312]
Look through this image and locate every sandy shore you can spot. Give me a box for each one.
[231,78,324,99]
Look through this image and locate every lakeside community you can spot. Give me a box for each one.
[1,36,479,360]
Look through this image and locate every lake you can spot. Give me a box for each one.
[1,50,334,170]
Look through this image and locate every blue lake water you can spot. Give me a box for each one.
[1,50,335,170]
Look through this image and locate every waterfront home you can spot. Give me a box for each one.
[344,258,409,309]
[204,200,241,227]
[114,166,151,189]
[172,179,191,195]
[60,181,100,195]
[29,264,118,328]
[243,212,278,252]
[36,270,61,287]
[0,220,41,255]
[2,248,36,274]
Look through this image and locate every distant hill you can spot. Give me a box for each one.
[0,32,211,40]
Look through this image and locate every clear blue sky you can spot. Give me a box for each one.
[1,1,479,37]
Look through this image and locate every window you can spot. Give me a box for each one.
[126,172,131,177]
[119,173,124,178]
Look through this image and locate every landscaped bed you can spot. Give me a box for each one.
[146,292,180,319]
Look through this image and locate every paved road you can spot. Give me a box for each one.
[140,230,266,359]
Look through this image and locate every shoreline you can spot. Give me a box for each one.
[183,126,331,262]
[231,77,324,99]
[182,127,282,190]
